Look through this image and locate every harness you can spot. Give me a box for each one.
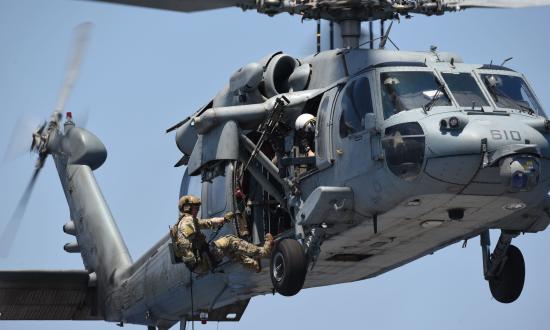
[171,215,220,272]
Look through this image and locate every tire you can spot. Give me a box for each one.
[489,244,525,303]
[270,239,307,296]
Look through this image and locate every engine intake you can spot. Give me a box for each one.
[263,53,299,97]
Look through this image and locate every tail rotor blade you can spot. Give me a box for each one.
[2,115,43,164]
[52,22,92,121]
[0,166,42,257]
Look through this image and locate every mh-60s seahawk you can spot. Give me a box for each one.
[2,0,550,329]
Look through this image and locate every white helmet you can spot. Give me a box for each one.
[486,75,503,88]
[295,113,316,132]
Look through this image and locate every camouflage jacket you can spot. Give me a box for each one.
[171,213,225,243]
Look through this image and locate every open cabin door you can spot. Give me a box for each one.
[234,158,292,245]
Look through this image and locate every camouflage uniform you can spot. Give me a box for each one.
[171,212,227,274]
[171,195,273,273]
[210,234,273,272]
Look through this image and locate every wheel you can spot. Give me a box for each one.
[270,238,307,296]
[489,244,525,303]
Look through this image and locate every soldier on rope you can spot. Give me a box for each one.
[170,195,273,273]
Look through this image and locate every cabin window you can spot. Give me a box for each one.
[380,71,451,119]
[316,96,330,160]
[207,170,227,216]
[480,73,543,114]
[180,169,202,215]
[441,72,489,108]
[339,77,374,138]
[180,169,202,197]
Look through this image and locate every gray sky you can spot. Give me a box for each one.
[1,0,550,329]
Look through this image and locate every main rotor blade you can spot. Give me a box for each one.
[81,0,255,12]
[80,0,550,23]
[0,166,42,257]
[52,22,92,121]
[441,0,550,9]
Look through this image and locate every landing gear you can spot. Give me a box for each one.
[270,239,307,296]
[480,230,525,303]
[488,245,525,303]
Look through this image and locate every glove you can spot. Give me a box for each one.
[223,212,234,222]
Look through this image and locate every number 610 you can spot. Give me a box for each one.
[490,130,521,141]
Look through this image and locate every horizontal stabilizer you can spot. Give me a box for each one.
[0,270,101,320]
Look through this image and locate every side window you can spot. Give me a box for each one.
[180,168,202,215]
[339,77,374,138]
[179,168,202,197]
[315,96,330,160]
[206,172,227,216]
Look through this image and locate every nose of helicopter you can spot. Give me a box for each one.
[423,114,547,192]
[382,114,549,193]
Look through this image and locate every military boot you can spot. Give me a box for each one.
[238,255,262,273]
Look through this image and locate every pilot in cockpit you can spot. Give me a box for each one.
[382,76,406,117]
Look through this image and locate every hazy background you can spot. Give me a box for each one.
[1,0,550,329]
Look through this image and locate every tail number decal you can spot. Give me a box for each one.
[490,130,522,141]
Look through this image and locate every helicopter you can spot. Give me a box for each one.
[1,0,550,330]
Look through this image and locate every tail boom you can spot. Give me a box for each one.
[52,125,132,304]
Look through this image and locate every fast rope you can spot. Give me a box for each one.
[190,269,195,330]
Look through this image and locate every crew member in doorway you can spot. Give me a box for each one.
[170,195,273,273]
[295,113,316,157]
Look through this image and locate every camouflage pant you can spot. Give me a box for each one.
[211,235,272,271]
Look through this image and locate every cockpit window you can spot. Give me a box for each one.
[441,72,489,108]
[481,74,543,114]
[339,77,374,138]
[381,71,451,119]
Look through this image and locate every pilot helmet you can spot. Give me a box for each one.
[295,113,316,132]
[384,77,400,86]
[179,195,201,213]
[486,75,503,88]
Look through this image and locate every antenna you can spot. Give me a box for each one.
[369,21,374,49]
[379,21,394,49]
[501,57,513,66]
[329,21,335,50]
[380,20,385,43]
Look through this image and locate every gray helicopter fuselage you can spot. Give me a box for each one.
[45,48,550,328]
[130,47,550,326]
[171,47,550,314]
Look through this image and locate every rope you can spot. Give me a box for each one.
[190,269,195,330]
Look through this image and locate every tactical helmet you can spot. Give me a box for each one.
[179,195,201,213]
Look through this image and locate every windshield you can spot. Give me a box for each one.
[441,72,489,108]
[381,71,451,119]
[481,73,543,114]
